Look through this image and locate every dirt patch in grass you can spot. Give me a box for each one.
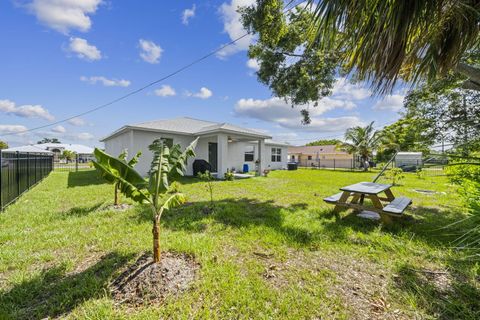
[110,252,199,306]
[104,204,133,211]
[258,249,411,319]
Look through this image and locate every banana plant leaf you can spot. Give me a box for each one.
[148,140,172,201]
[93,148,150,204]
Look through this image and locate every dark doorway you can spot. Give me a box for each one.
[208,142,218,172]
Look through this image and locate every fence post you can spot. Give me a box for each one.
[334,159,336,170]
[34,153,37,183]
[0,150,2,211]
[75,153,79,172]
[26,152,30,190]
[16,151,20,197]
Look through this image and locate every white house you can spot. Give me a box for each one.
[100,117,289,177]
[4,143,94,162]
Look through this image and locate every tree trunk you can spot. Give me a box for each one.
[114,183,119,205]
[153,218,161,263]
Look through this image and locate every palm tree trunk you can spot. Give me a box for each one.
[153,216,161,263]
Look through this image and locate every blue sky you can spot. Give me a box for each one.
[0,0,404,148]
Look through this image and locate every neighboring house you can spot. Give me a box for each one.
[100,117,289,177]
[288,145,358,169]
[4,143,94,162]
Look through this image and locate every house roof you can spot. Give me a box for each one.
[4,143,94,154]
[101,117,272,141]
[288,145,347,154]
[265,140,291,147]
[3,145,53,154]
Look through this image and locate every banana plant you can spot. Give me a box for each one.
[92,138,197,263]
[93,149,142,205]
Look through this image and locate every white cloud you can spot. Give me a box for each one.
[67,117,86,126]
[332,78,371,100]
[246,58,260,71]
[154,85,176,97]
[373,94,405,112]
[217,0,256,58]
[277,116,364,132]
[182,4,196,25]
[0,125,29,135]
[80,76,130,87]
[187,87,213,99]
[51,125,66,133]
[77,132,94,140]
[235,97,354,121]
[0,99,54,121]
[234,96,362,133]
[139,39,162,64]
[68,37,101,61]
[27,0,102,34]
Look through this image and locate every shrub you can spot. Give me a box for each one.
[445,161,480,212]
[385,167,405,185]
[198,170,215,211]
[415,168,425,179]
[224,170,234,181]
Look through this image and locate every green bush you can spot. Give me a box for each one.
[224,170,234,181]
[385,167,405,185]
[415,168,425,179]
[198,171,215,211]
[445,161,480,212]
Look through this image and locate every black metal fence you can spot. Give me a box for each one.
[0,151,53,211]
[296,158,360,171]
[54,154,93,172]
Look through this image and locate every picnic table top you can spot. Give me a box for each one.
[340,182,393,195]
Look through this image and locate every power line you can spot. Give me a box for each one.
[0,0,303,139]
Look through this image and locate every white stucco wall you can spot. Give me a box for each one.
[103,130,133,159]
[103,129,288,177]
[265,144,288,170]
[104,129,197,176]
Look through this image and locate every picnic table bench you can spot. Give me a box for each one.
[323,182,412,223]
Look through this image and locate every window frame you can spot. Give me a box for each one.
[244,151,254,162]
[271,147,282,162]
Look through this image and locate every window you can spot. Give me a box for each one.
[308,155,312,160]
[245,151,254,162]
[271,148,282,162]
[291,155,295,161]
[244,145,254,162]
[161,138,173,148]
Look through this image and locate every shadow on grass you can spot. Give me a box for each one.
[135,198,314,246]
[318,204,474,250]
[0,252,132,320]
[394,263,480,319]
[62,202,104,218]
[67,170,105,188]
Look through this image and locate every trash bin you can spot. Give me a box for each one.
[287,162,298,170]
[242,164,249,173]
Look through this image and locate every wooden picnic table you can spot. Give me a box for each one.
[324,182,412,224]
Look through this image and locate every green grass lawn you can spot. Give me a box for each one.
[0,169,479,319]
